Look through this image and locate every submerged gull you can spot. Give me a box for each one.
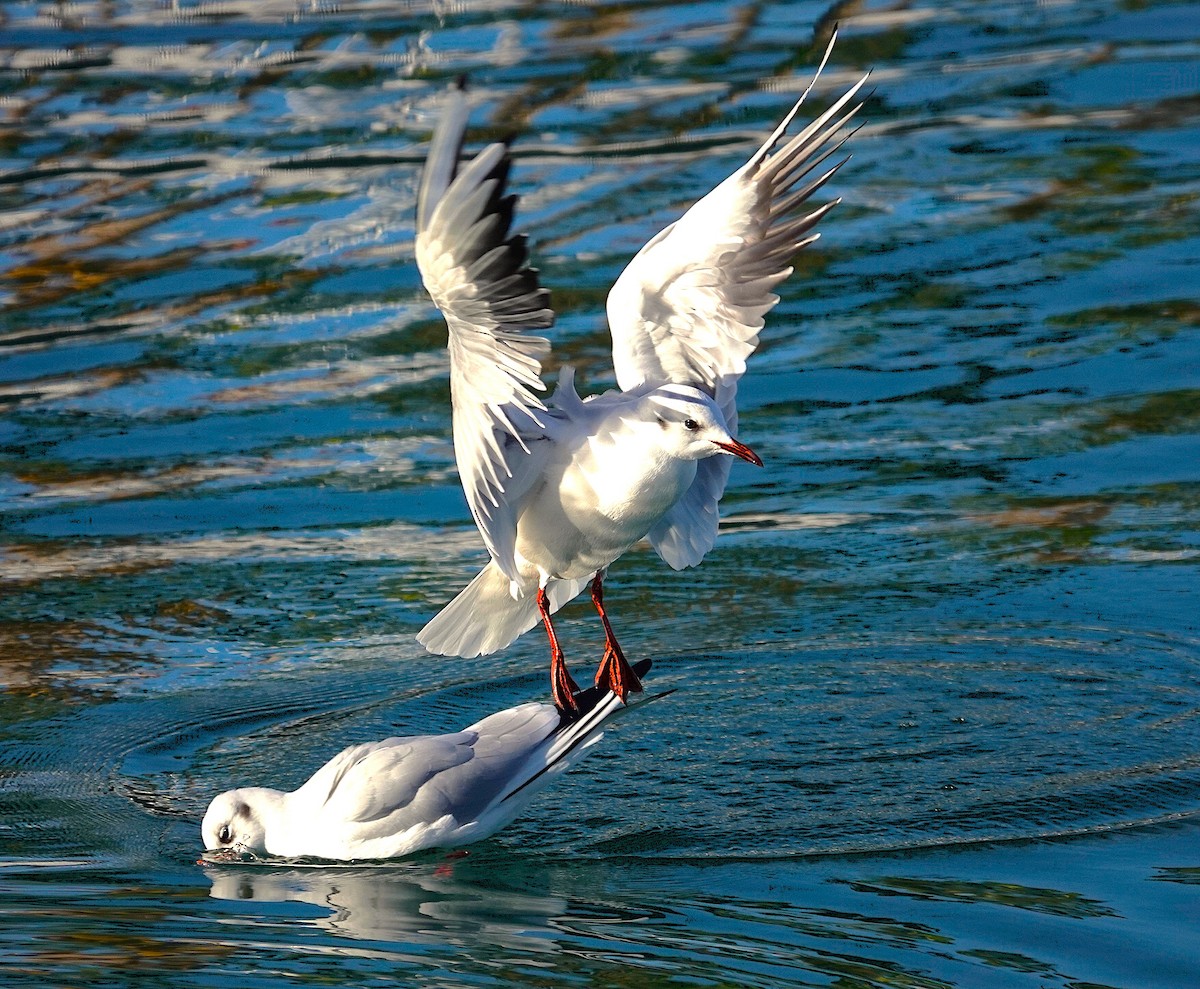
[415,34,868,712]
[201,660,652,861]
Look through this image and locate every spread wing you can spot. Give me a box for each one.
[608,36,869,568]
[415,82,555,579]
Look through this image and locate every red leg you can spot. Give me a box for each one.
[538,587,579,715]
[591,571,644,702]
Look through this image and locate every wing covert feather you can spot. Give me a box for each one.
[308,735,473,828]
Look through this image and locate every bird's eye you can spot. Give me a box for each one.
[218,824,233,845]
[684,418,700,431]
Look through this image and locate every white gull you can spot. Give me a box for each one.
[201,660,653,861]
[415,34,868,712]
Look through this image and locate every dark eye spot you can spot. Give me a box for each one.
[684,418,700,431]
[218,824,233,845]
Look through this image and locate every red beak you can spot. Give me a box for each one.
[714,438,763,467]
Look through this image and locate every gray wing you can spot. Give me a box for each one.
[608,36,868,568]
[302,705,562,842]
[414,703,562,823]
[303,734,476,830]
[415,82,555,582]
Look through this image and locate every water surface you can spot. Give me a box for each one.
[2,0,1199,986]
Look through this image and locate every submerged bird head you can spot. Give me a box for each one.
[643,385,762,466]
[201,787,279,859]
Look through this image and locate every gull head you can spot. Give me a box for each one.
[201,787,278,859]
[644,385,763,466]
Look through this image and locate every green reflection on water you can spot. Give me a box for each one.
[844,876,1117,919]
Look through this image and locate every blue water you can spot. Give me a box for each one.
[2,0,1200,985]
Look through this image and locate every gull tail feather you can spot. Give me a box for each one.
[417,561,586,658]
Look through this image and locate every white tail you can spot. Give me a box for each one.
[417,562,587,658]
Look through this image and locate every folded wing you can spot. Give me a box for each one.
[304,734,472,829]
[415,83,555,578]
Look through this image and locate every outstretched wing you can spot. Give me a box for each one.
[608,36,869,568]
[415,82,555,578]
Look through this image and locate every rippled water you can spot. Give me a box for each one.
[3,0,1200,986]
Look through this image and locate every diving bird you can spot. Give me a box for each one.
[201,660,653,861]
[415,34,868,713]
